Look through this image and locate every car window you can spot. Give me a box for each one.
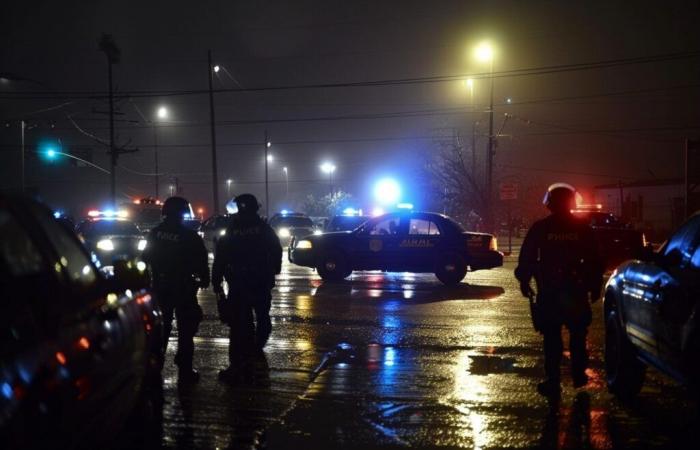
[368,217,401,236]
[664,215,700,264]
[409,219,441,235]
[0,209,45,276]
[29,204,97,286]
[83,220,140,236]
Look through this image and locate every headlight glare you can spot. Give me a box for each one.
[137,239,147,251]
[96,239,114,251]
[296,240,313,250]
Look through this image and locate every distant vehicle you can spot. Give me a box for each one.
[289,211,503,285]
[325,214,371,233]
[573,206,645,270]
[76,211,147,266]
[0,194,162,448]
[269,211,315,246]
[200,214,233,255]
[603,211,700,400]
[121,197,164,233]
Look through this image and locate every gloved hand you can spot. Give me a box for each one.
[520,281,534,298]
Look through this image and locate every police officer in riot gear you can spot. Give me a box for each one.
[142,196,209,383]
[212,193,282,382]
[515,183,603,397]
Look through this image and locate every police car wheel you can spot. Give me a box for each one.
[317,251,349,282]
[605,310,645,399]
[435,253,467,286]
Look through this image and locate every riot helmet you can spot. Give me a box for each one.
[162,196,190,221]
[234,193,260,215]
[543,183,576,214]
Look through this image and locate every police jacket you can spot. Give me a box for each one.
[142,219,210,293]
[211,213,283,293]
[515,213,603,299]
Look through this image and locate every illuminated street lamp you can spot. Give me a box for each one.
[474,40,496,232]
[226,178,233,198]
[320,162,336,196]
[153,105,169,198]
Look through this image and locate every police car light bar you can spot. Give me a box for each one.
[88,209,128,219]
[396,203,414,210]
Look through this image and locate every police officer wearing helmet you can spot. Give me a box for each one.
[212,193,282,382]
[515,183,603,397]
[142,196,209,383]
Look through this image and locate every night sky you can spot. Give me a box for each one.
[2,0,699,217]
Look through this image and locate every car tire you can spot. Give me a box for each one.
[317,250,349,282]
[605,310,645,399]
[435,253,468,286]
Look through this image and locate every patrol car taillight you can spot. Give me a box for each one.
[488,237,498,251]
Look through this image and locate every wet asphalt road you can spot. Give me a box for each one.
[119,255,699,449]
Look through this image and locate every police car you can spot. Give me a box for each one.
[0,194,162,448]
[603,211,700,400]
[76,210,147,266]
[289,211,503,285]
[269,211,316,246]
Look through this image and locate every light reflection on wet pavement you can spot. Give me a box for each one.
[119,258,699,449]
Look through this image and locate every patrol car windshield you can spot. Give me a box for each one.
[82,220,141,237]
[270,216,314,228]
[326,215,370,232]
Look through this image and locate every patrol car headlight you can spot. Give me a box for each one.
[278,227,291,238]
[296,240,313,250]
[313,229,323,236]
[96,239,114,251]
[137,239,148,251]
[219,229,227,236]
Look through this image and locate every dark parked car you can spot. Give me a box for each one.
[0,195,162,448]
[603,211,700,399]
[200,214,233,255]
[289,211,503,285]
[573,208,645,271]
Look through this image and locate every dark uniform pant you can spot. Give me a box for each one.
[228,289,272,365]
[542,322,588,382]
[158,291,203,372]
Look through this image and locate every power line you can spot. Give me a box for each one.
[2,50,699,100]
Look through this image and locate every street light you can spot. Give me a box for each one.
[320,162,336,196]
[266,153,274,162]
[474,40,496,232]
[226,178,233,198]
[283,167,289,198]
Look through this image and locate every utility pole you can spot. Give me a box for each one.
[264,130,270,218]
[486,62,495,232]
[98,34,120,207]
[208,50,220,214]
[20,120,25,193]
[153,124,159,198]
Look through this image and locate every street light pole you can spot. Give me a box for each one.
[264,130,270,218]
[207,50,220,214]
[283,167,289,198]
[487,58,495,231]
[153,123,159,198]
[21,120,25,193]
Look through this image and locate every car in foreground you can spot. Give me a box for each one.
[603,211,700,399]
[269,211,315,246]
[289,211,503,285]
[573,207,645,271]
[76,211,147,266]
[0,194,162,448]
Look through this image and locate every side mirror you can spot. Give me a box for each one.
[113,259,150,291]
